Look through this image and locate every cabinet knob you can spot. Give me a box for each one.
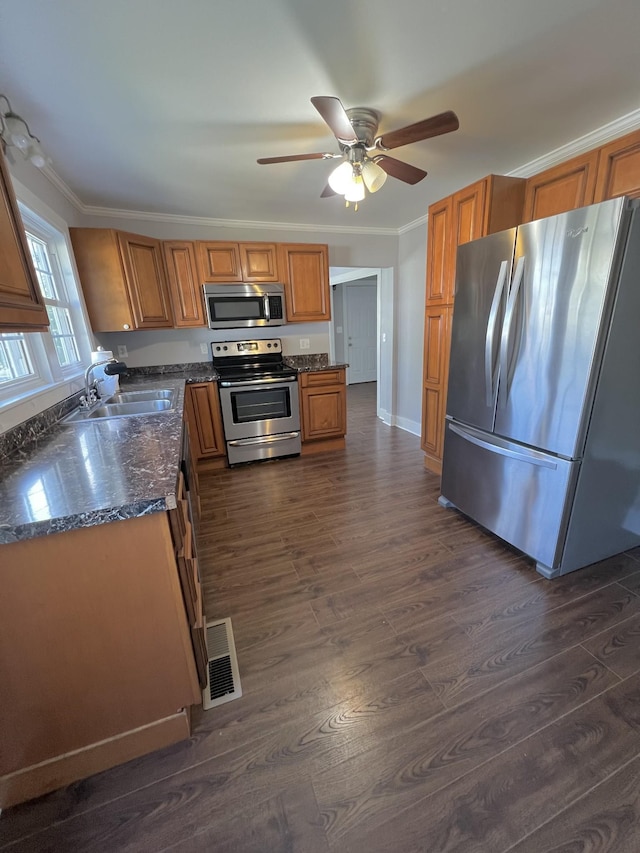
[123,324,130,330]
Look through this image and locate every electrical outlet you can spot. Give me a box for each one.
[200,343,208,355]
[117,345,128,358]
[299,338,310,350]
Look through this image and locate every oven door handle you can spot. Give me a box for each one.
[228,432,301,447]
[219,376,298,388]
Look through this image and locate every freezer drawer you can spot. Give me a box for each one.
[441,420,578,570]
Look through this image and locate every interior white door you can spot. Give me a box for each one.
[345,283,377,384]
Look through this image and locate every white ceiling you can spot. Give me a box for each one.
[2,0,640,232]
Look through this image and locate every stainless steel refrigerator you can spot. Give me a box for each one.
[440,196,640,578]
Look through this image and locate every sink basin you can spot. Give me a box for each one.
[108,390,175,404]
[62,396,175,423]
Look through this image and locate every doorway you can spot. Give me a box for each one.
[329,267,394,425]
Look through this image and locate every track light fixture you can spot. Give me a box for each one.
[0,94,49,168]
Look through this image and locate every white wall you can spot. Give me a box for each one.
[395,224,428,435]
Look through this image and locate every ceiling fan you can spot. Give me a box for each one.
[257,96,459,207]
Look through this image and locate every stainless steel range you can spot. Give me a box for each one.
[213,339,301,466]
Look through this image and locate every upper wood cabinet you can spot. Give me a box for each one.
[594,128,640,202]
[279,243,330,322]
[197,241,279,282]
[70,228,173,332]
[0,147,49,332]
[163,241,206,327]
[239,243,279,281]
[522,150,598,222]
[425,197,454,305]
[426,176,525,307]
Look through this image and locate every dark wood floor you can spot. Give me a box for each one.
[3,381,640,851]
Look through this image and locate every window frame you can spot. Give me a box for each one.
[0,182,94,426]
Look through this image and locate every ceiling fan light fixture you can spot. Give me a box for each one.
[362,160,387,193]
[0,94,48,168]
[344,173,365,203]
[328,160,354,194]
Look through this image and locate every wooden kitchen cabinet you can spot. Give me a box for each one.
[594,128,640,201]
[522,150,598,222]
[421,305,452,462]
[421,174,524,474]
[163,240,206,327]
[279,243,330,322]
[184,382,227,468]
[0,145,49,332]
[69,228,174,331]
[425,196,454,305]
[197,240,279,283]
[300,368,346,453]
[0,510,201,808]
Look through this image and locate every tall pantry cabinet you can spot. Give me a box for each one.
[421,175,525,474]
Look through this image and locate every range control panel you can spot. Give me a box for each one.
[211,339,282,359]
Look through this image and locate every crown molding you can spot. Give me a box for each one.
[398,213,428,234]
[507,107,640,179]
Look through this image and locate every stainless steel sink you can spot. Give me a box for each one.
[61,390,176,423]
[108,390,175,404]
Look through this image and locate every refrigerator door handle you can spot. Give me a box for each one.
[448,422,558,469]
[484,260,509,407]
[498,255,526,409]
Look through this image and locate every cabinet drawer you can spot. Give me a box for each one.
[177,553,198,626]
[301,369,345,387]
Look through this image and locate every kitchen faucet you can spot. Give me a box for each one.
[81,358,128,408]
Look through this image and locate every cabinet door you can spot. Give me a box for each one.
[280,244,330,322]
[185,383,226,458]
[425,196,454,305]
[522,151,598,222]
[163,241,206,327]
[117,232,173,328]
[239,242,279,281]
[197,242,242,282]
[453,179,487,245]
[421,305,452,473]
[302,383,346,440]
[594,128,640,202]
[0,148,49,332]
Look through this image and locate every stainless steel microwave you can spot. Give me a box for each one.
[203,283,286,329]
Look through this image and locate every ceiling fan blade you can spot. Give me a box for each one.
[320,183,338,198]
[257,152,334,165]
[377,111,459,150]
[311,96,358,144]
[376,155,427,185]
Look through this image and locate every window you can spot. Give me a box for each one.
[26,231,81,370]
[0,199,92,410]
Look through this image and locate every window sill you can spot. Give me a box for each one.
[0,374,85,435]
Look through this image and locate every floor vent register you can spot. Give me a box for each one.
[202,617,242,710]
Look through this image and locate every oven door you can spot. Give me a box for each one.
[218,377,301,441]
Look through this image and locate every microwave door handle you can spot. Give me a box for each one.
[263,294,271,322]
[498,255,525,410]
[484,260,508,408]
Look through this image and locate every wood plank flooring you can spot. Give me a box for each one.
[3,381,640,852]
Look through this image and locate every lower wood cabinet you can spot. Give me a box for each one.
[300,369,346,453]
[0,508,202,808]
[184,382,227,468]
[421,305,452,470]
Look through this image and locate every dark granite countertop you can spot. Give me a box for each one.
[283,354,349,372]
[0,376,190,545]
